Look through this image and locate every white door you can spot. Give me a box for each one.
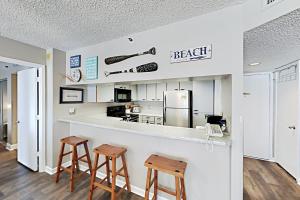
[276,65,299,178]
[243,74,271,160]
[17,68,38,171]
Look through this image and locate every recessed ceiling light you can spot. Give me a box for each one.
[249,62,261,66]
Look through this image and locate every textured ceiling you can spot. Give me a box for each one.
[244,8,300,73]
[0,0,243,50]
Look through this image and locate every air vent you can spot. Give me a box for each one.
[263,0,283,8]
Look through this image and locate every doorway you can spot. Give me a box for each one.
[0,58,45,172]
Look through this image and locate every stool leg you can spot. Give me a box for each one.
[88,153,99,200]
[74,145,80,172]
[84,142,93,175]
[144,168,152,200]
[153,170,158,200]
[106,156,110,185]
[175,177,181,200]
[121,154,131,192]
[55,142,65,183]
[111,157,117,200]
[70,146,76,192]
[180,178,186,200]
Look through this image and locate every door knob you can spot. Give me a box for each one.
[288,126,296,130]
[16,121,20,124]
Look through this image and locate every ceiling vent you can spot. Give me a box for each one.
[263,0,284,8]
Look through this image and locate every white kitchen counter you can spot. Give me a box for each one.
[58,115,231,146]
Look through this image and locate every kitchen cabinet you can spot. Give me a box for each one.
[155,116,163,125]
[146,84,156,101]
[166,81,180,91]
[192,80,214,127]
[130,85,137,101]
[86,85,97,102]
[156,83,166,101]
[97,84,114,102]
[141,115,155,124]
[137,84,147,101]
[180,81,193,91]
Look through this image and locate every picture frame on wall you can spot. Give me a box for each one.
[59,87,84,104]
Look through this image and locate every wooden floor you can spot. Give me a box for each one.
[244,157,300,200]
[1,145,300,200]
[0,144,142,200]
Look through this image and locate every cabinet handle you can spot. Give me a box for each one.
[152,99,155,101]
[180,89,185,90]
[194,110,199,111]
[174,89,178,91]
[157,99,160,100]
[194,113,199,115]
[142,99,146,101]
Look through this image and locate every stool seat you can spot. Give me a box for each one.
[94,144,126,158]
[144,154,187,200]
[61,136,88,146]
[145,154,187,178]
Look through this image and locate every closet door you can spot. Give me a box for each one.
[276,65,299,178]
[243,74,271,160]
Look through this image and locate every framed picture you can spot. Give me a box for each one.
[59,87,84,104]
[70,55,81,68]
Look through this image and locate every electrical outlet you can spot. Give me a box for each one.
[69,107,76,115]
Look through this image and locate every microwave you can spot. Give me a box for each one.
[114,88,132,102]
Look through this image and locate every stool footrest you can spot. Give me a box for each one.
[77,154,87,160]
[75,168,90,178]
[109,166,125,177]
[94,181,112,192]
[96,161,107,170]
[61,166,72,173]
[158,185,176,196]
[62,151,72,156]
[79,158,88,163]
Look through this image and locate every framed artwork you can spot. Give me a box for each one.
[85,56,98,80]
[59,87,84,104]
[70,55,81,68]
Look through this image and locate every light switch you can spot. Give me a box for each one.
[69,107,76,115]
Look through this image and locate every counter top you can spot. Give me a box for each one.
[58,115,231,146]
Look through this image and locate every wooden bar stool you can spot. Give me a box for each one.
[55,136,92,192]
[144,154,187,200]
[88,144,131,200]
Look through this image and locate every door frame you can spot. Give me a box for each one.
[0,56,46,172]
[244,72,274,161]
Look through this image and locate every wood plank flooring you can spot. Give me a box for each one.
[0,144,142,200]
[1,144,300,200]
[244,157,300,200]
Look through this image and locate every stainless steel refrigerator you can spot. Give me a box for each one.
[163,90,192,128]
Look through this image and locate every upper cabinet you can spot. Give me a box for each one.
[146,84,156,101]
[97,84,114,102]
[86,85,97,103]
[156,83,167,101]
[179,81,193,91]
[130,85,137,101]
[137,84,147,101]
[166,81,180,91]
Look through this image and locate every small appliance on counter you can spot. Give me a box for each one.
[205,115,227,132]
[131,105,141,113]
[107,105,139,122]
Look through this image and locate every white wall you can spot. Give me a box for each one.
[65,5,244,200]
[0,36,45,65]
[243,0,300,31]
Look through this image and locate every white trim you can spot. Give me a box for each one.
[0,55,46,173]
[45,163,169,200]
[6,143,18,151]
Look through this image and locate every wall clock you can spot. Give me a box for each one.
[70,68,82,82]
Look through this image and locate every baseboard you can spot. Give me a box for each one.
[45,162,169,200]
[45,161,71,175]
[6,143,17,151]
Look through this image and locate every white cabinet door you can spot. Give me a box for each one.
[156,83,166,101]
[130,85,137,101]
[147,84,156,101]
[97,84,114,102]
[166,81,180,91]
[243,74,271,160]
[276,66,298,178]
[87,85,97,103]
[192,80,214,127]
[137,84,147,101]
[180,81,193,91]
[17,68,38,171]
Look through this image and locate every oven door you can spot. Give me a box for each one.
[114,88,132,102]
